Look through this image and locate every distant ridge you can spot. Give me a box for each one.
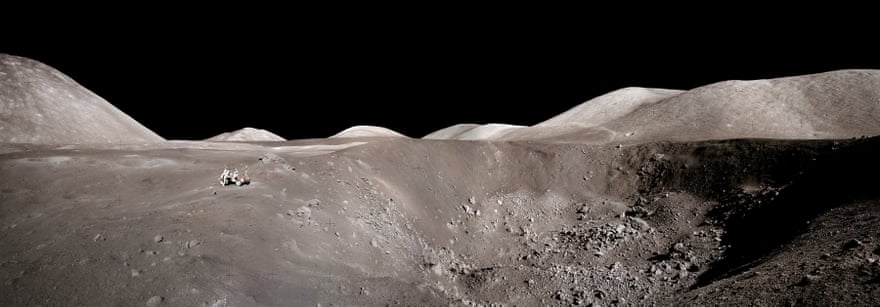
[424,70,880,143]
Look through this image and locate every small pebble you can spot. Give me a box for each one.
[146,295,163,306]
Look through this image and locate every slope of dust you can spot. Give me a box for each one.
[0,54,164,144]
[330,125,408,138]
[3,136,878,306]
[536,87,685,127]
[206,127,286,142]
[423,124,481,139]
[423,124,526,140]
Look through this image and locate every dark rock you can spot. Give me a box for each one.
[844,239,863,250]
[797,274,820,286]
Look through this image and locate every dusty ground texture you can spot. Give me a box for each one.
[2,136,878,306]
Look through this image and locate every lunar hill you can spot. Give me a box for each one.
[426,70,880,144]
[330,125,408,139]
[0,54,164,144]
[2,58,880,306]
[206,127,286,142]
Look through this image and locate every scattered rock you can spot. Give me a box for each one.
[520,225,531,237]
[798,274,820,286]
[609,262,621,271]
[627,217,651,231]
[431,263,444,276]
[259,153,295,171]
[844,239,863,250]
[572,287,587,303]
[306,199,321,208]
[370,239,379,248]
[131,269,141,277]
[294,206,311,219]
[673,243,687,253]
[146,295,163,306]
[92,234,104,242]
[153,235,164,243]
[185,240,201,249]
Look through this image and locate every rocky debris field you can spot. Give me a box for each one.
[1,137,879,306]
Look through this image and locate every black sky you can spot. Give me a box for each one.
[4,10,879,140]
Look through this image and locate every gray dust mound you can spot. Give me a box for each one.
[0,54,164,144]
[330,125,408,138]
[206,127,286,142]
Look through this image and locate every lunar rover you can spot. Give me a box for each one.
[218,166,250,186]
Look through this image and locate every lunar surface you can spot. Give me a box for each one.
[2,55,879,306]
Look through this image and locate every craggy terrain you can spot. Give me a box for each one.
[2,137,879,306]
